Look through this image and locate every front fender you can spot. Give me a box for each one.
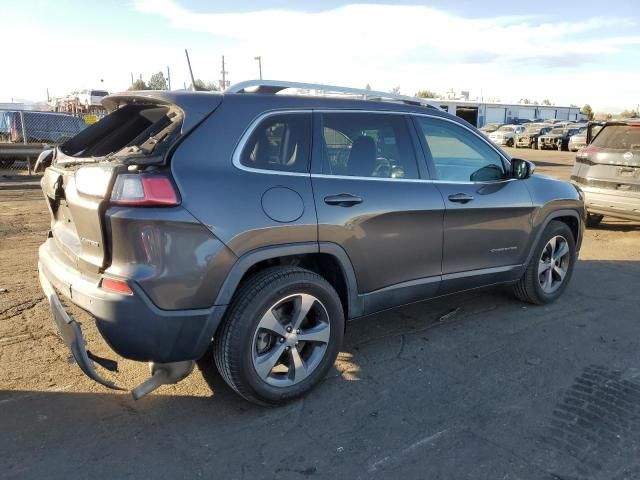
[522,175,585,266]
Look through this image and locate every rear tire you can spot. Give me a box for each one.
[586,213,603,228]
[507,138,514,147]
[513,221,576,305]
[213,266,344,405]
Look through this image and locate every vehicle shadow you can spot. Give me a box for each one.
[3,259,640,478]
[590,220,640,232]
[532,160,572,167]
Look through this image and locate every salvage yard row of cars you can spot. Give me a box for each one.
[481,119,590,151]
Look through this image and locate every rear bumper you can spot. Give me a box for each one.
[577,186,640,221]
[38,239,226,364]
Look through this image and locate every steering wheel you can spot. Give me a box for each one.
[372,156,392,178]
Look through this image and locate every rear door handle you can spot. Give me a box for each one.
[448,193,474,204]
[324,193,363,207]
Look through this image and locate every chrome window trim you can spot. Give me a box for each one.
[232,109,313,178]
[232,108,513,185]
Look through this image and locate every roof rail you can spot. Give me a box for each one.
[225,80,440,109]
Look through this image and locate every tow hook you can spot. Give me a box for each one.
[131,360,195,400]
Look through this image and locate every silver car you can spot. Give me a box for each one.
[571,120,640,226]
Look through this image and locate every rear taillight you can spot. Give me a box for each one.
[75,165,114,198]
[576,145,601,160]
[100,278,133,295]
[111,174,179,206]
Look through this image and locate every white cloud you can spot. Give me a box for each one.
[2,1,639,112]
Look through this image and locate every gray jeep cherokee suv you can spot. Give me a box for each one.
[37,81,585,405]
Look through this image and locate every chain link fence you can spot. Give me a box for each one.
[0,109,95,175]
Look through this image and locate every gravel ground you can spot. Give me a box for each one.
[1,148,639,479]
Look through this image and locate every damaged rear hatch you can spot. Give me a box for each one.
[40,91,222,277]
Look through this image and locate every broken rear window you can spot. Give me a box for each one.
[58,104,181,160]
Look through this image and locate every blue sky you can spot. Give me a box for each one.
[3,0,640,112]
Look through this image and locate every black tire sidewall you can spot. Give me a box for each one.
[223,271,344,404]
[529,221,577,303]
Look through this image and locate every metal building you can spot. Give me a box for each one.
[435,100,585,127]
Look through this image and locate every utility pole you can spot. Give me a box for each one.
[220,55,229,90]
[130,72,134,86]
[166,66,171,90]
[185,48,196,91]
[254,56,262,80]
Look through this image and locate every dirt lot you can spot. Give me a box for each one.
[1,149,639,479]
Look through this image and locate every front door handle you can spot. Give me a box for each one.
[324,193,363,207]
[448,193,474,204]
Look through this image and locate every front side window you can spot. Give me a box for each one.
[319,112,419,179]
[240,113,311,173]
[416,117,507,182]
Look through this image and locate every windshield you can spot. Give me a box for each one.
[497,126,514,132]
[592,124,640,150]
[550,128,564,134]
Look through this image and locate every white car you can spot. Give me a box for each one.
[77,89,109,107]
[488,125,525,147]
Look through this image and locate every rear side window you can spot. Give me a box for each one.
[592,125,640,150]
[319,112,419,179]
[240,113,311,173]
[416,116,506,182]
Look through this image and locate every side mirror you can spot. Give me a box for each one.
[511,158,535,179]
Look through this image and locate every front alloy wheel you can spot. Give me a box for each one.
[537,235,570,294]
[512,220,576,304]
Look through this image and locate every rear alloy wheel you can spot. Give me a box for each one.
[586,213,603,228]
[513,221,576,304]
[214,266,344,405]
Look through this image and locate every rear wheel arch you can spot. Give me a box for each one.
[214,242,362,323]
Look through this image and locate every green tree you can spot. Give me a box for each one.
[205,81,219,91]
[620,109,639,118]
[415,89,438,99]
[519,98,531,104]
[128,79,148,91]
[542,99,552,106]
[390,86,401,95]
[581,104,594,121]
[148,72,168,90]
[190,79,219,91]
[365,83,372,91]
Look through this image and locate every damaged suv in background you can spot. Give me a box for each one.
[515,124,553,149]
[571,120,640,226]
[539,126,583,151]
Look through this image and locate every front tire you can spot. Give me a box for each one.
[513,221,576,305]
[213,266,345,405]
